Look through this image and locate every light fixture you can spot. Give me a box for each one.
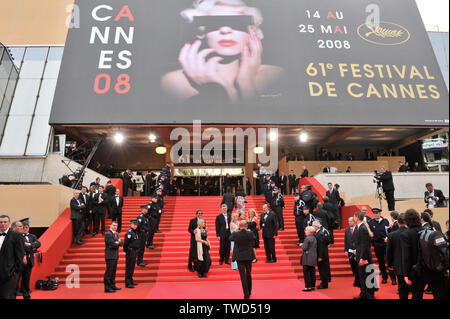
[269,130,277,142]
[156,144,167,155]
[299,132,308,143]
[114,133,124,144]
[149,134,156,143]
[253,145,264,154]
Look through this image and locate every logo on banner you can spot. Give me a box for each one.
[357,21,410,46]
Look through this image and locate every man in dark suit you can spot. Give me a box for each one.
[123,169,133,197]
[111,189,124,233]
[105,181,116,218]
[229,220,256,299]
[104,221,123,293]
[19,219,40,299]
[260,204,278,263]
[300,166,309,179]
[162,162,171,180]
[323,165,331,173]
[353,211,375,299]
[375,166,395,211]
[288,170,296,195]
[424,183,447,208]
[93,186,107,236]
[70,190,85,245]
[223,173,232,193]
[326,183,341,225]
[86,185,98,234]
[271,187,285,231]
[313,220,331,289]
[344,217,360,287]
[188,210,203,272]
[279,172,287,195]
[386,213,409,299]
[313,203,334,244]
[293,193,306,245]
[0,215,26,299]
[78,186,90,235]
[221,187,235,216]
[215,205,231,265]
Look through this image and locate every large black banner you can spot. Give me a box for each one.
[50,0,449,126]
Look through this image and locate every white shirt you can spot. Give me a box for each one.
[223,214,228,229]
[0,228,10,251]
[116,196,120,206]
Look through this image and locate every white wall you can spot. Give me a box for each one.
[315,172,449,200]
[0,153,108,187]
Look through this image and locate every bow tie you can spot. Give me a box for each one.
[0,233,6,236]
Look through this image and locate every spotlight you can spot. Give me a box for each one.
[299,132,308,143]
[149,134,156,143]
[269,130,277,142]
[114,133,124,144]
[156,145,167,155]
[253,146,264,154]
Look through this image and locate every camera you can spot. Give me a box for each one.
[35,276,59,291]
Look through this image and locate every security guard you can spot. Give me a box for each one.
[368,208,396,285]
[293,193,306,245]
[263,175,272,203]
[146,196,160,249]
[124,220,140,288]
[271,187,285,231]
[136,205,150,267]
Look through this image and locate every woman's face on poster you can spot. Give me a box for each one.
[202,7,254,56]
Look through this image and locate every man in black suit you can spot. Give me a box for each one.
[313,220,331,289]
[104,221,123,293]
[70,190,85,245]
[279,172,287,195]
[215,205,231,265]
[188,210,204,272]
[288,170,297,195]
[300,166,309,179]
[123,169,133,197]
[0,215,25,299]
[260,204,278,263]
[313,203,334,244]
[105,181,116,218]
[353,211,376,299]
[229,220,256,299]
[386,213,409,299]
[124,220,140,288]
[271,187,285,231]
[93,186,107,236]
[111,189,124,233]
[223,173,232,194]
[344,217,360,287]
[19,219,40,299]
[221,187,235,216]
[86,185,98,234]
[374,166,395,211]
[78,186,90,235]
[326,183,341,227]
[293,193,306,245]
[323,164,331,173]
[424,183,447,208]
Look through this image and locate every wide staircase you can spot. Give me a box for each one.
[52,195,353,284]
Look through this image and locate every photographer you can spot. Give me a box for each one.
[424,183,447,208]
[374,167,395,211]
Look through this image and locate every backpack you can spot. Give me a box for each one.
[418,228,449,272]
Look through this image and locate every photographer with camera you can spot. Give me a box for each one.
[424,183,447,208]
[373,166,396,211]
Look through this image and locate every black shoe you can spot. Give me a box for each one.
[138,262,147,267]
[392,280,397,286]
[125,285,135,289]
[76,241,84,245]
[225,261,231,265]
[23,294,31,300]
[101,231,105,235]
[317,285,328,289]
[272,259,277,263]
[112,287,121,291]
[16,292,23,296]
[219,261,224,265]
[131,282,138,286]
[382,278,388,284]
[149,245,155,249]
[265,260,274,263]
[92,232,98,236]
[156,230,162,233]
[105,289,116,293]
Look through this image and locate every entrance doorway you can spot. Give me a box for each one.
[173,166,246,196]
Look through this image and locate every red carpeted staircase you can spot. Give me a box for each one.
[52,195,355,284]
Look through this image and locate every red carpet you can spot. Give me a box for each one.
[37,195,431,299]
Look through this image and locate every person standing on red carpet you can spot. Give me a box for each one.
[260,204,278,263]
[124,220,140,288]
[216,204,231,265]
[230,220,256,299]
[104,221,123,293]
[300,226,317,292]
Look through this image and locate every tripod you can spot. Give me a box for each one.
[375,183,385,211]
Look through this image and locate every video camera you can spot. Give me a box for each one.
[373,170,382,186]
[35,276,59,291]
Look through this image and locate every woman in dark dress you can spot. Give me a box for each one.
[193,219,211,278]
[246,209,259,263]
